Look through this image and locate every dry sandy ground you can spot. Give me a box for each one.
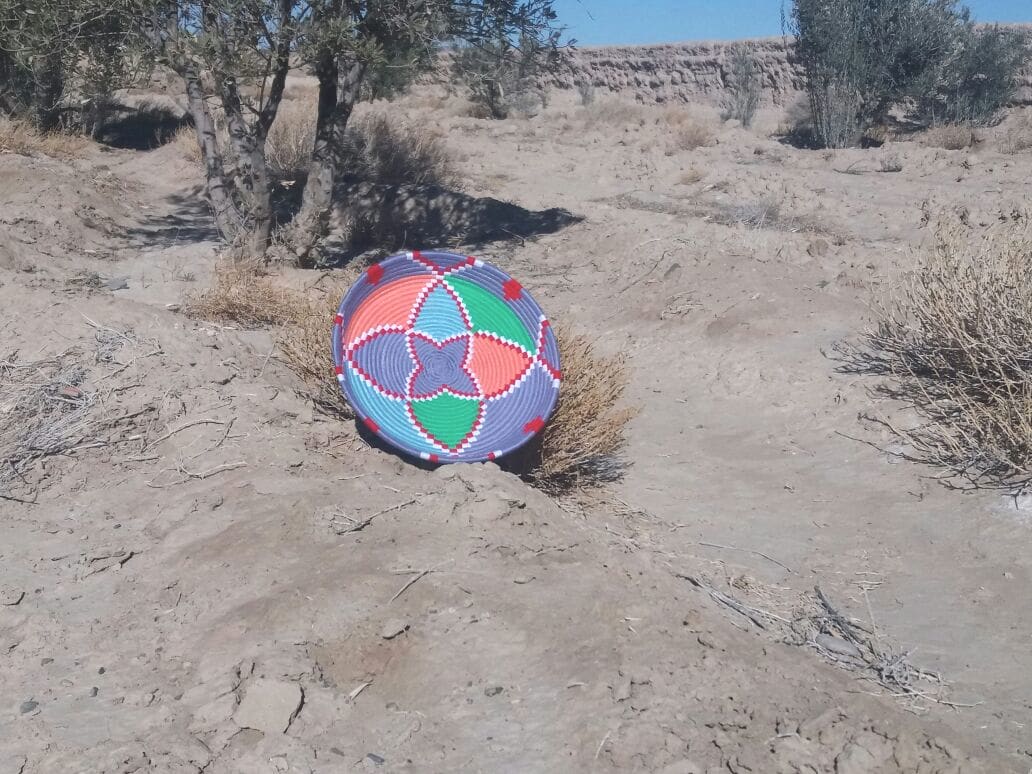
[1,93,1031,773]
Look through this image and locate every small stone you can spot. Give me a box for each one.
[512,576,535,585]
[90,687,99,697]
[815,633,862,659]
[366,753,385,765]
[0,588,25,606]
[381,620,409,640]
[484,685,504,697]
[19,700,38,714]
[834,741,879,774]
[40,658,53,666]
[165,303,181,312]
[104,276,129,291]
[233,678,303,735]
[612,678,632,702]
[98,667,106,674]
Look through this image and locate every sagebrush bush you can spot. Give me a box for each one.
[350,113,460,187]
[837,217,1032,491]
[264,109,459,189]
[452,35,555,119]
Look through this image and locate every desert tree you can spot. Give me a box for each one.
[0,0,133,131]
[785,0,972,147]
[912,24,1030,126]
[785,0,1027,148]
[137,0,565,264]
[451,29,562,118]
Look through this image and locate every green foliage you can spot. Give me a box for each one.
[914,25,1031,126]
[0,0,134,131]
[452,27,564,118]
[786,0,1028,147]
[721,44,760,127]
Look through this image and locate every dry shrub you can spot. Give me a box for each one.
[836,216,1032,491]
[709,198,825,233]
[0,119,92,158]
[920,123,978,150]
[519,326,637,493]
[189,272,634,488]
[1001,111,1032,155]
[678,167,704,185]
[185,261,300,327]
[663,109,715,151]
[582,98,648,129]
[267,103,315,179]
[264,109,459,187]
[186,262,354,415]
[351,113,460,187]
[169,124,201,162]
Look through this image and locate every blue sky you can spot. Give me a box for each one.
[553,1,1031,46]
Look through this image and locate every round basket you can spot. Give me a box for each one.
[331,251,562,463]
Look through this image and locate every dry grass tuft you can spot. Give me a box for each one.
[267,103,315,179]
[678,167,705,185]
[581,98,648,129]
[1001,111,1032,154]
[920,123,978,150]
[836,216,1032,491]
[169,124,202,162]
[664,109,715,151]
[519,326,637,493]
[186,262,354,416]
[185,261,300,327]
[351,113,460,188]
[0,119,93,158]
[264,108,460,188]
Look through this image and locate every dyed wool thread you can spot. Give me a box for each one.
[331,251,562,463]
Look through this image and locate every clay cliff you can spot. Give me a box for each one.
[546,27,1032,108]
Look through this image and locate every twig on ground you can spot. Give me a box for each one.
[697,541,794,574]
[144,418,229,451]
[389,559,453,602]
[334,497,419,534]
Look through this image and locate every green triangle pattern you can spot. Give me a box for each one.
[444,276,535,353]
[411,392,482,448]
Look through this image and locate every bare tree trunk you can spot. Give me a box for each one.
[288,58,365,267]
[181,64,244,243]
[218,75,274,257]
[32,54,65,132]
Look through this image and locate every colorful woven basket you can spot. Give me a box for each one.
[332,251,562,463]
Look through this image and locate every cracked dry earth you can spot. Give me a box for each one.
[2,95,1032,773]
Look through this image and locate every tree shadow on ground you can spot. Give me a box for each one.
[121,187,221,248]
[116,176,579,257]
[275,178,582,265]
[95,102,190,150]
